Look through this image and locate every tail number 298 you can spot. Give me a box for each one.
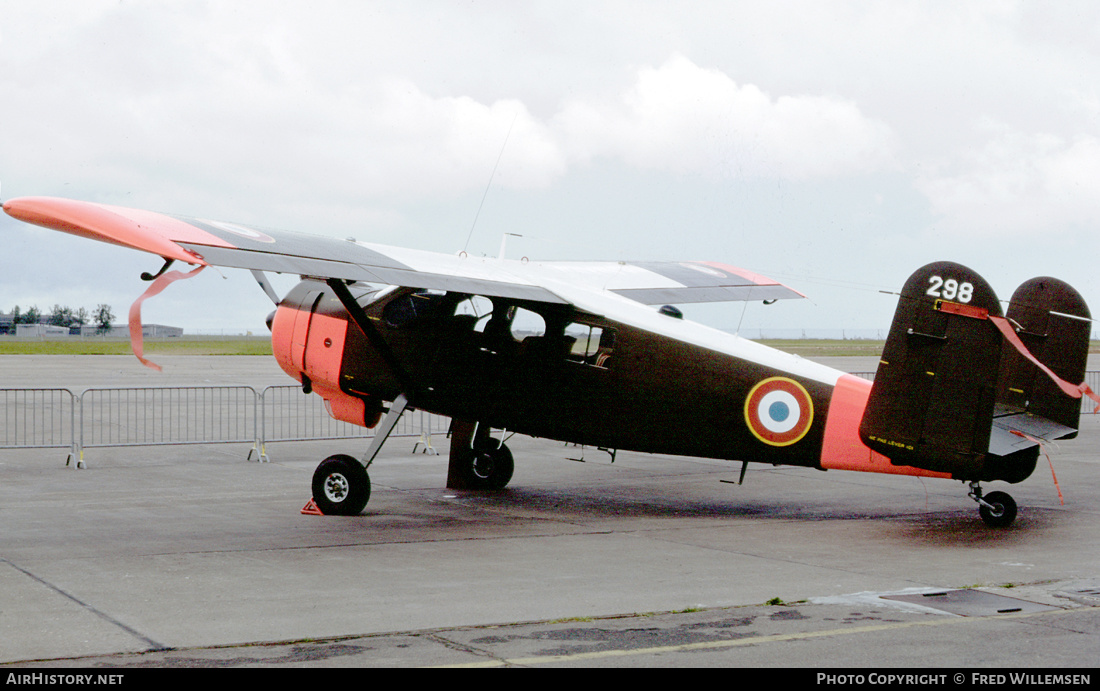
[926,276,973,303]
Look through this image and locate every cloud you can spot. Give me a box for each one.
[300,55,900,199]
[916,122,1100,236]
[2,22,897,211]
[327,81,567,199]
[337,56,899,199]
[553,54,897,180]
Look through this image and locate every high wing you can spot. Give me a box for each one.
[2,196,803,307]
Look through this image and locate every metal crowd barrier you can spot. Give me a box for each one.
[80,386,260,467]
[2,372,1098,468]
[1088,371,1100,400]
[0,388,78,466]
[250,385,449,462]
[0,385,450,468]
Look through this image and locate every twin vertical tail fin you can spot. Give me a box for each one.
[995,277,1092,438]
[859,262,1092,483]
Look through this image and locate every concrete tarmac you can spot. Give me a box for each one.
[1,355,1099,669]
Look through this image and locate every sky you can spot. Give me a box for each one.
[2,1,1100,337]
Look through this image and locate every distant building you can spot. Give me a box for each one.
[142,324,184,338]
[76,324,183,338]
[16,324,69,337]
[75,324,122,338]
[1,317,183,338]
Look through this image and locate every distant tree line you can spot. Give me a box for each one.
[5,304,115,335]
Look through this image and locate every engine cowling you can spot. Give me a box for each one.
[270,281,383,428]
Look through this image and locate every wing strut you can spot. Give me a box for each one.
[325,279,420,472]
[251,269,281,304]
[359,394,410,469]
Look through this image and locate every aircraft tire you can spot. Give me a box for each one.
[312,454,371,515]
[978,491,1017,528]
[463,440,514,491]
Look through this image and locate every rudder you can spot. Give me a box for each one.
[996,276,1091,436]
[860,261,1003,478]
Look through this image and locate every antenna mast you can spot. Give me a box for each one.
[462,113,518,254]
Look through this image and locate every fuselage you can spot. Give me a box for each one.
[269,279,931,478]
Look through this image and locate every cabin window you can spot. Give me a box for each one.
[453,299,547,342]
[565,323,615,368]
[510,307,546,341]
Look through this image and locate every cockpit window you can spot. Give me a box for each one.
[382,289,453,328]
[350,285,385,307]
[454,296,494,332]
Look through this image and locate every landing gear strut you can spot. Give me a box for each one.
[969,482,1018,528]
[448,419,514,490]
[309,394,410,515]
[465,436,515,490]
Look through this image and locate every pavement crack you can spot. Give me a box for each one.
[0,558,169,652]
[421,631,511,665]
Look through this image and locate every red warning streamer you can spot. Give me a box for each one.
[988,315,1100,411]
[128,265,205,371]
[1011,429,1064,505]
[935,300,1099,410]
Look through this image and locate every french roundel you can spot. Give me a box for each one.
[744,377,814,447]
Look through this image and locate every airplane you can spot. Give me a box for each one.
[3,195,1095,527]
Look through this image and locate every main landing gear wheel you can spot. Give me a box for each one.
[978,490,1017,528]
[462,439,514,490]
[311,454,371,515]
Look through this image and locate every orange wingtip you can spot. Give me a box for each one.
[3,196,232,264]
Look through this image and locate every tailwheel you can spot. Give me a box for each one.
[312,454,371,515]
[978,491,1017,528]
[463,438,514,490]
[969,482,1017,528]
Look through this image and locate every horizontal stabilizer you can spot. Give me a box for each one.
[989,407,1077,456]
